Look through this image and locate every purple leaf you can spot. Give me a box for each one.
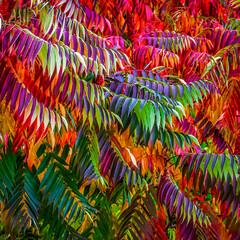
[220,30,229,49]
[158,84,163,94]
[22,37,33,62]
[9,29,21,49]
[116,83,124,94]
[160,182,172,203]
[32,40,43,64]
[221,154,226,171]
[79,81,84,111]
[128,99,137,116]
[165,185,174,206]
[171,85,177,100]
[225,31,236,46]
[211,154,218,171]
[115,96,124,113]
[178,85,184,98]
[134,172,138,185]
[102,108,110,126]
[204,154,211,172]
[128,169,132,186]
[17,34,28,57]
[184,197,189,215]
[92,46,97,61]
[24,93,31,109]
[181,154,190,167]
[195,154,204,176]
[119,165,127,179]
[10,83,21,112]
[132,85,138,98]
[27,39,38,68]
[124,84,130,96]
[98,47,104,64]
[113,160,122,185]
[2,32,10,55]
[169,188,178,212]
[177,193,184,217]
[39,103,44,123]
[121,98,131,118]
[54,71,63,98]
[102,152,114,176]
[64,31,70,46]
[229,154,234,169]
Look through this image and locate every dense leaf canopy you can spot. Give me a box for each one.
[0,0,239,239]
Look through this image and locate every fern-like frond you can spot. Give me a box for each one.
[157,171,218,240]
